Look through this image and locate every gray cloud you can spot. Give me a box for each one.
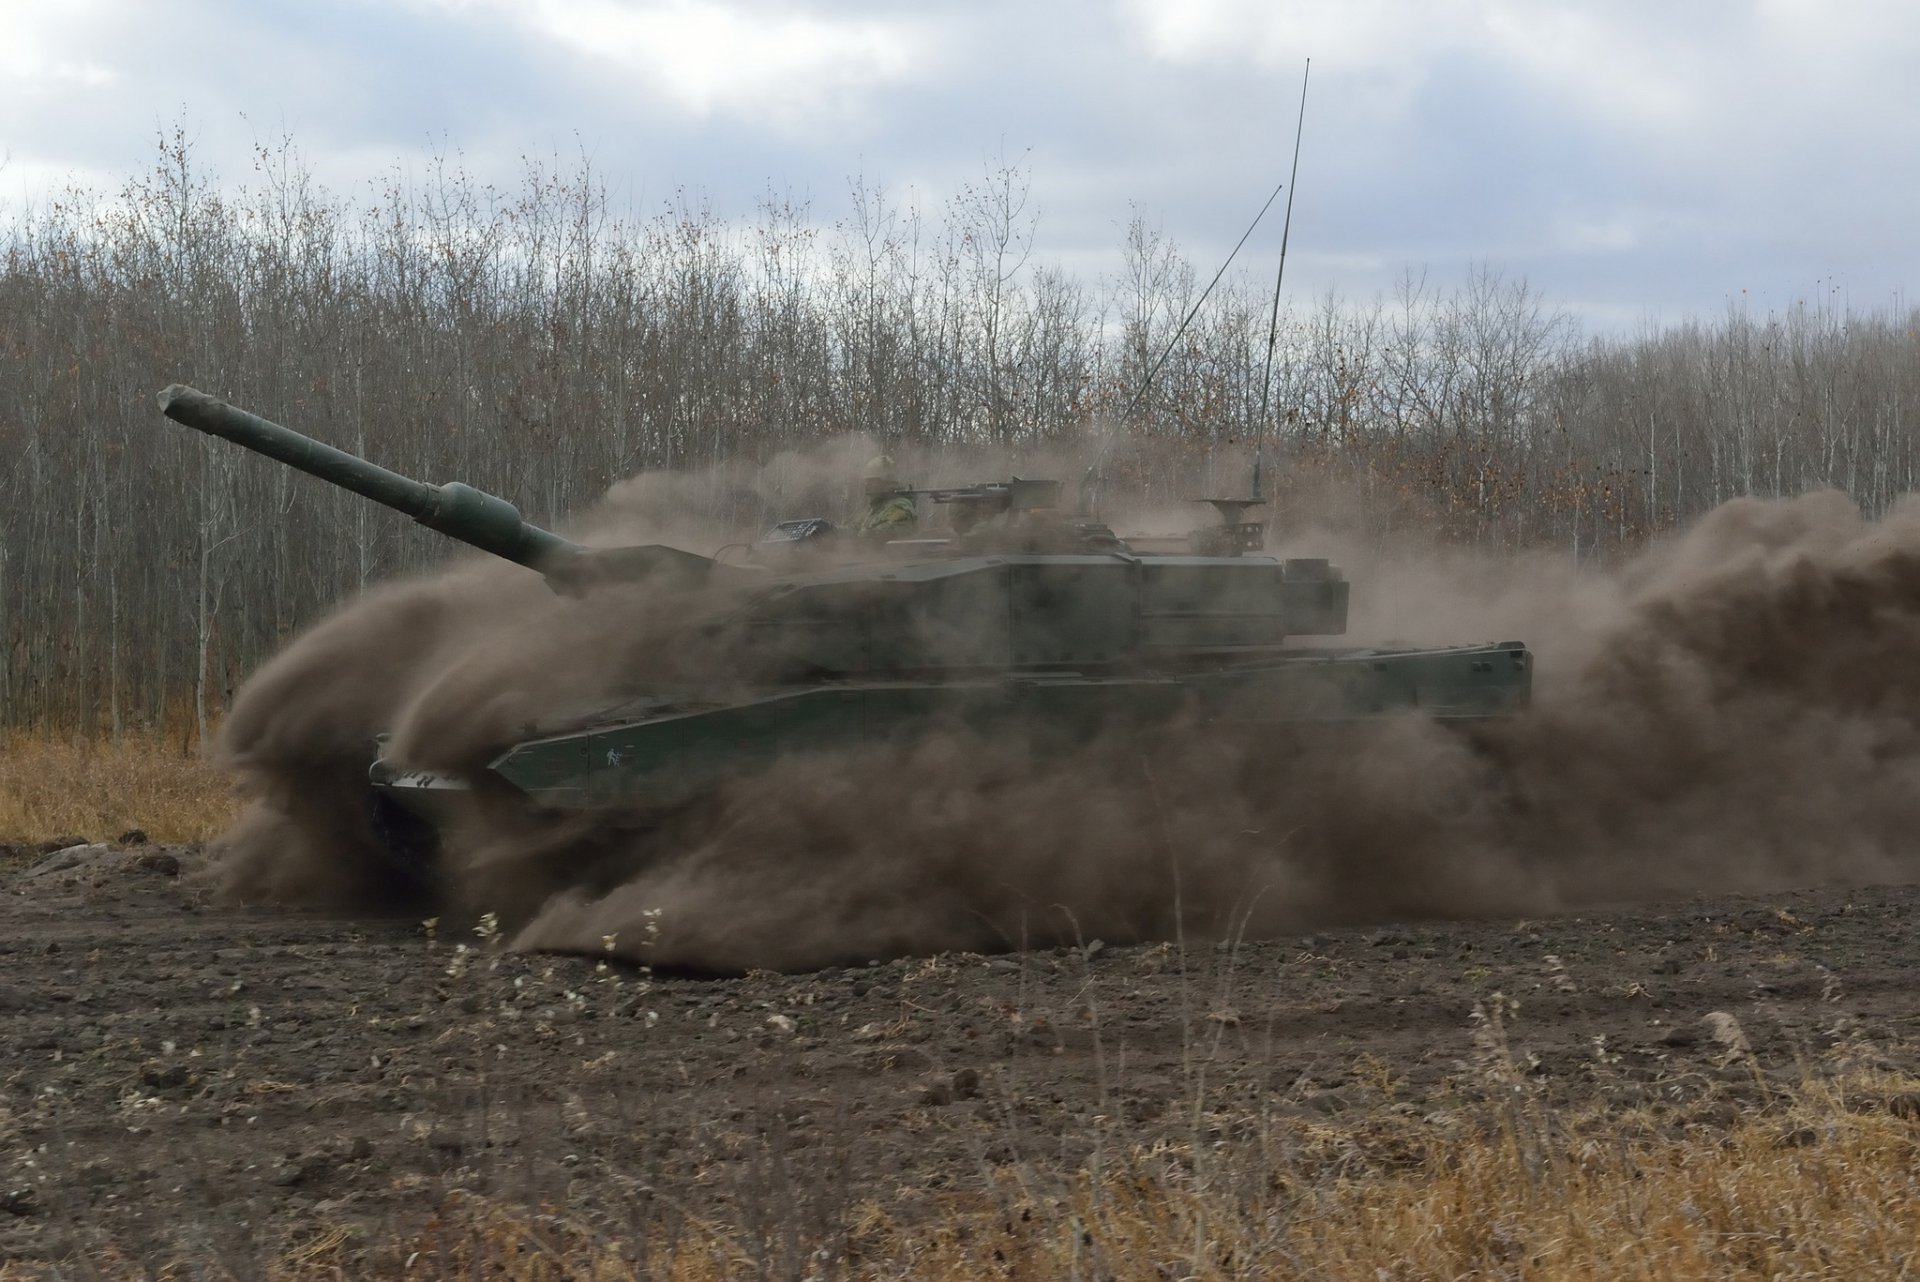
[5,0,1915,328]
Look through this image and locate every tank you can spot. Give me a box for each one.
[158,384,1531,845]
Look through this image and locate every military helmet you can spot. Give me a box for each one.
[862,454,899,495]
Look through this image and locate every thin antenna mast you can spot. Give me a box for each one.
[1080,60,1314,517]
[1120,183,1285,426]
[1079,178,1289,513]
[1256,59,1312,477]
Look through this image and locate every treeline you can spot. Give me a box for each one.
[4,134,1918,734]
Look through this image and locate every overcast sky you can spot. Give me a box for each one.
[6,0,1916,329]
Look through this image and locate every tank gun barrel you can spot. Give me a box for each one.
[157,384,584,574]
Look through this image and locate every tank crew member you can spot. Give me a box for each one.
[856,454,917,538]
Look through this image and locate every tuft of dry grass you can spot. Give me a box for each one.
[876,1082,1920,1281]
[10,1073,1914,1281]
[0,729,238,848]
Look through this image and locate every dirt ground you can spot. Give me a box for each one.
[3,839,1918,1271]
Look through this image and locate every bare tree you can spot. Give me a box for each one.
[5,129,1919,734]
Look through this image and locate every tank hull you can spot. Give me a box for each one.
[371,640,1530,820]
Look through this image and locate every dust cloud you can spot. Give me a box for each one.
[211,445,1920,970]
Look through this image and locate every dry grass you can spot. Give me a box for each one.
[17,1074,1910,1281]
[3,732,1915,1279]
[0,728,238,849]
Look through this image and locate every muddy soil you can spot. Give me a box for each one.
[3,841,1917,1270]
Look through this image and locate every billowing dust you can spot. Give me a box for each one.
[212,446,1920,971]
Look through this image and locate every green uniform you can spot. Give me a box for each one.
[856,494,917,538]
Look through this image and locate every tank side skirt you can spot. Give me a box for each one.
[372,641,1532,813]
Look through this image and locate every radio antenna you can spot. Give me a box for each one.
[1256,58,1312,484]
[1078,179,1285,514]
[1080,59,1314,516]
[1120,182,1284,426]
